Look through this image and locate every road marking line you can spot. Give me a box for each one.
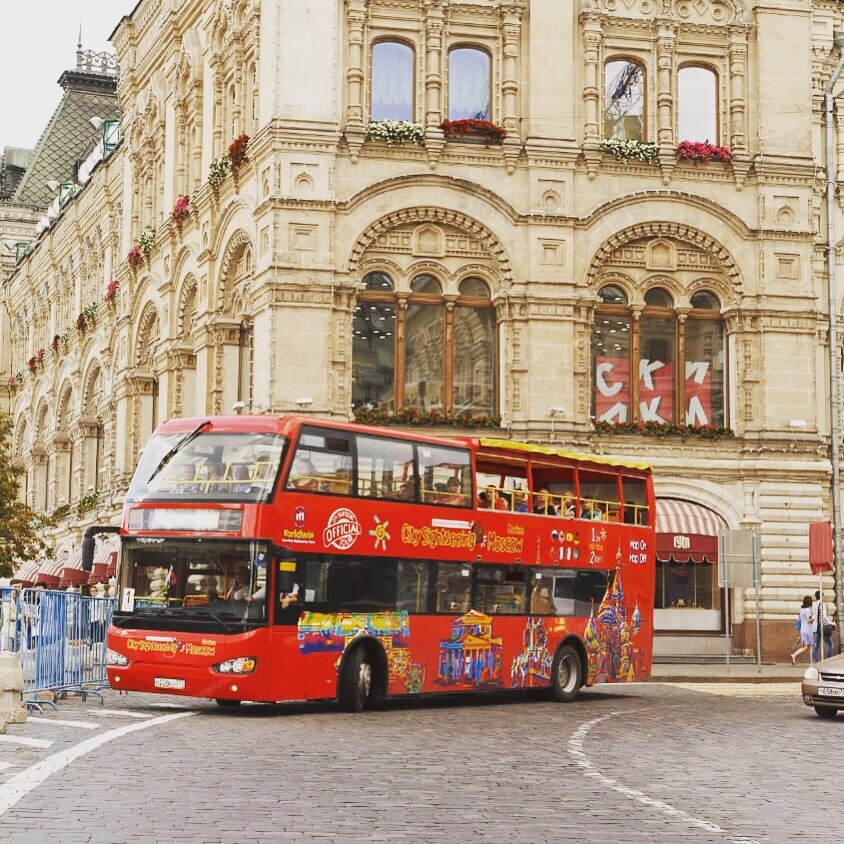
[0,736,52,750]
[568,713,759,844]
[94,709,153,719]
[0,711,195,818]
[147,702,191,710]
[26,718,100,730]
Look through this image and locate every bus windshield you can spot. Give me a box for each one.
[126,431,286,503]
[113,538,271,630]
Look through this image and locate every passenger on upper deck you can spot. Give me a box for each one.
[290,456,319,491]
[513,491,529,513]
[533,486,558,516]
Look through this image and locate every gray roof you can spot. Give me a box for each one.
[12,68,118,210]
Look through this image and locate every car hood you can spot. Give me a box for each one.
[815,653,844,674]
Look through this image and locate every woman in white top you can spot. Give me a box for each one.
[790,595,814,666]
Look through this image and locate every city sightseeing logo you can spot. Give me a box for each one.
[323,508,362,550]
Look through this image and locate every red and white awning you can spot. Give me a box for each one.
[656,498,727,563]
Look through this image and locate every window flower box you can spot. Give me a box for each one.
[52,334,60,353]
[227,134,250,170]
[676,141,732,164]
[354,406,501,429]
[138,229,156,258]
[171,195,190,224]
[593,420,734,440]
[599,138,659,165]
[208,156,230,190]
[440,119,506,144]
[28,356,37,374]
[105,280,119,302]
[365,120,424,146]
[127,246,143,269]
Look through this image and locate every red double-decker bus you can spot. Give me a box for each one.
[84,415,655,710]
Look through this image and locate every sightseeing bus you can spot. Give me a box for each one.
[83,415,655,711]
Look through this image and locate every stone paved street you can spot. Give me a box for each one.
[0,680,836,843]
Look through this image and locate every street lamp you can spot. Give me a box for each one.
[824,30,844,650]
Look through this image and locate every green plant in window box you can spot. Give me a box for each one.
[593,420,734,440]
[354,406,501,428]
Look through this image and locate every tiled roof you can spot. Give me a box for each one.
[13,70,118,210]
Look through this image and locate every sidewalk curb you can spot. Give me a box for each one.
[648,675,802,684]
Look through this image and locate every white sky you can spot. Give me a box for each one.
[1,1,138,150]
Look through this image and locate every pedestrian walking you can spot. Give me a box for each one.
[812,589,834,662]
[790,595,814,666]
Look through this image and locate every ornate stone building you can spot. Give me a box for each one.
[3,0,844,658]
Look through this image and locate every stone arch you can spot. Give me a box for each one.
[349,207,513,289]
[135,302,162,369]
[55,383,75,431]
[217,229,253,315]
[13,415,28,456]
[585,222,742,299]
[177,273,200,340]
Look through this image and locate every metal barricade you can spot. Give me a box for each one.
[16,589,114,711]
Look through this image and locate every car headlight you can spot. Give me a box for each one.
[212,657,257,675]
[803,665,819,681]
[105,648,129,667]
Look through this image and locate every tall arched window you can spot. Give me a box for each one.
[448,47,490,120]
[592,284,725,426]
[678,65,718,142]
[371,41,414,122]
[604,59,645,141]
[353,272,496,415]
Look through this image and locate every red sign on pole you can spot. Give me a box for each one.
[809,520,834,574]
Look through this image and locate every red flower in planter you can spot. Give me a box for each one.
[28,356,37,374]
[227,134,250,169]
[676,140,732,163]
[105,279,119,301]
[171,195,190,224]
[127,246,143,269]
[52,334,60,353]
[440,119,507,144]
[76,313,88,333]
[36,348,45,365]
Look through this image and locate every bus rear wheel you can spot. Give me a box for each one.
[339,646,374,712]
[551,644,582,703]
[215,698,242,708]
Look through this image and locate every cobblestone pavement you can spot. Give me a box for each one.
[0,680,835,843]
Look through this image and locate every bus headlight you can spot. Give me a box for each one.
[212,657,257,675]
[105,648,129,667]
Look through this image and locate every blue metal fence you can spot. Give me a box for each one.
[1,587,113,710]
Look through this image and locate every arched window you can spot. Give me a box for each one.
[353,272,496,416]
[604,59,645,141]
[678,65,718,143]
[592,284,725,427]
[448,47,490,121]
[371,41,414,122]
[237,320,254,407]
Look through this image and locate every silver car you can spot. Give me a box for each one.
[802,655,844,718]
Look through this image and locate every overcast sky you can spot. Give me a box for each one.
[1,1,137,150]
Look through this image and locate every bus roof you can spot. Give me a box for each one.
[474,438,652,473]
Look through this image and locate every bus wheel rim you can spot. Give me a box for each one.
[557,656,574,693]
[358,661,372,699]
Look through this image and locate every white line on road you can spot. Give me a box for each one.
[26,717,100,731]
[0,711,195,818]
[0,735,52,750]
[94,709,154,719]
[568,712,759,844]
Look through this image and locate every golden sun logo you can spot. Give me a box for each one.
[369,515,391,550]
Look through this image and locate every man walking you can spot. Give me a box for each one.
[813,589,834,662]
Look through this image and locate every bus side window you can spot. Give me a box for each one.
[397,561,433,613]
[436,563,471,613]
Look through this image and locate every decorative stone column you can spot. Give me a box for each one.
[345,0,367,162]
[423,0,446,168]
[656,23,677,185]
[728,29,750,188]
[580,12,603,179]
[500,2,525,174]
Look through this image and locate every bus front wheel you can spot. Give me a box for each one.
[339,646,373,712]
[551,644,582,703]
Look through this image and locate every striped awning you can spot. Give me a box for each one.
[656,499,727,563]
[11,560,40,586]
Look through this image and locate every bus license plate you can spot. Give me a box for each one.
[817,686,844,698]
[154,677,186,690]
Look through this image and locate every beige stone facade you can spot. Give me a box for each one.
[3,0,844,657]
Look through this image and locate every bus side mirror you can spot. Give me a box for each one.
[278,559,297,593]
